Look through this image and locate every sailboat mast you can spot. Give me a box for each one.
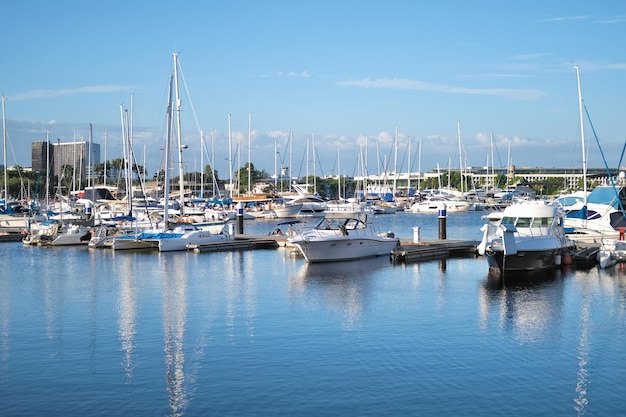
[103,129,108,188]
[457,122,463,194]
[163,73,174,228]
[575,65,587,202]
[288,130,293,193]
[45,129,50,207]
[2,95,7,205]
[418,137,422,193]
[312,133,317,192]
[173,53,185,215]
[393,127,398,198]
[490,132,495,194]
[228,113,233,199]
[200,130,204,198]
[248,113,252,194]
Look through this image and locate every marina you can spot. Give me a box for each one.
[1,211,625,416]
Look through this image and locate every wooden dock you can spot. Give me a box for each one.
[391,239,479,263]
[0,232,24,242]
[189,235,280,253]
[186,234,479,263]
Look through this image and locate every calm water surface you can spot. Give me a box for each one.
[1,211,625,416]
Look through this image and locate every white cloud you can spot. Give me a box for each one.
[539,15,588,23]
[337,77,545,100]
[598,15,626,24]
[10,85,137,101]
[510,53,552,61]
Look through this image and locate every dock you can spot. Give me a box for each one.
[391,239,479,263]
[189,235,281,253]
[0,232,24,242]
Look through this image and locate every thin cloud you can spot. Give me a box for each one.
[337,78,545,100]
[598,15,626,24]
[510,53,552,61]
[259,71,311,78]
[540,15,588,23]
[9,85,136,101]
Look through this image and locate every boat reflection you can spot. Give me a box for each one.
[479,267,566,344]
[289,257,391,328]
[484,265,571,290]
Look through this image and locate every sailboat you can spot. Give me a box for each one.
[562,66,626,244]
[1,95,31,234]
[112,53,233,251]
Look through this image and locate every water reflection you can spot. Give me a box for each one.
[289,257,390,328]
[478,268,566,343]
[116,254,137,383]
[161,254,188,417]
[0,268,9,362]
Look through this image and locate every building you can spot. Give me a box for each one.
[31,140,100,180]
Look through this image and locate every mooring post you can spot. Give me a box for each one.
[236,201,244,235]
[438,203,447,240]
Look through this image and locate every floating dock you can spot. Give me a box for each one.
[391,239,479,263]
[188,235,280,253]
[0,232,24,242]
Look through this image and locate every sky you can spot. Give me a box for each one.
[1,1,626,181]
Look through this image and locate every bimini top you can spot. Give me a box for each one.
[502,201,558,219]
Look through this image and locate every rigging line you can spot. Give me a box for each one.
[175,56,204,137]
[617,138,626,171]
[584,104,626,215]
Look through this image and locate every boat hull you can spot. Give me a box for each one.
[158,231,233,252]
[484,248,565,275]
[293,237,399,263]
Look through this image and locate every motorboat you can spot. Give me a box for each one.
[287,212,399,263]
[408,196,470,213]
[561,184,626,244]
[477,200,574,275]
[597,238,626,269]
[157,223,233,252]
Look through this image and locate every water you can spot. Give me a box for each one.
[1,211,625,416]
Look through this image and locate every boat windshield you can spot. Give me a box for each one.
[502,216,555,227]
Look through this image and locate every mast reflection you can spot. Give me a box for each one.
[161,255,188,417]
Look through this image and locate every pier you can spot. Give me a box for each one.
[391,239,479,263]
[192,233,480,264]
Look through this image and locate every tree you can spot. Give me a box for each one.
[234,162,268,193]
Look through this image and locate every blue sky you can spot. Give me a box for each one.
[2,1,625,181]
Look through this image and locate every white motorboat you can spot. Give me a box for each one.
[408,197,470,213]
[287,212,399,263]
[158,223,233,252]
[477,201,574,275]
[597,238,626,269]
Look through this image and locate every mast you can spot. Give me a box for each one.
[103,128,108,188]
[575,65,587,205]
[88,123,93,199]
[163,73,174,229]
[248,113,251,194]
[211,130,216,197]
[288,130,293,193]
[407,137,411,194]
[274,141,278,190]
[227,113,233,199]
[458,122,463,194]
[2,95,7,206]
[200,130,204,198]
[418,137,422,193]
[45,130,50,208]
[173,52,185,215]
[490,132,495,194]
[312,133,317,192]
[393,127,398,197]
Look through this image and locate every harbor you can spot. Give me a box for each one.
[1,211,625,416]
